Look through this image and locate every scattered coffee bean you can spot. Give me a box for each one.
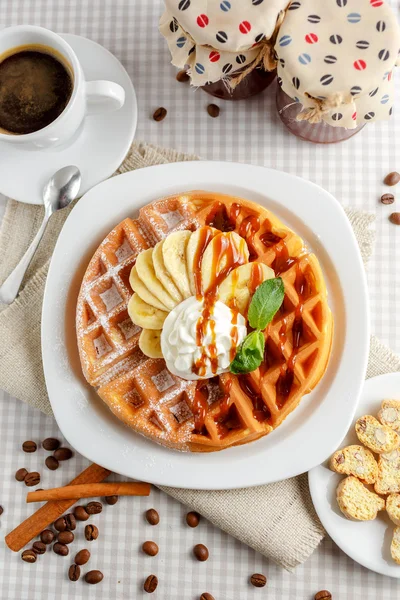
[69,563,81,582]
[0,506,3,516]
[21,549,37,563]
[176,69,190,83]
[58,531,74,545]
[381,193,395,205]
[200,594,215,600]
[389,212,400,225]
[85,524,99,541]
[53,447,73,461]
[193,544,209,562]
[145,509,159,525]
[53,542,69,556]
[384,171,400,186]
[207,104,220,118]
[15,467,28,482]
[86,501,102,515]
[64,514,76,531]
[32,541,46,555]
[142,541,159,557]
[74,505,89,521]
[54,517,67,532]
[186,511,200,528]
[45,456,59,471]
[25,472,40,487]
[250,573,267,588]
[42,437,60,451]
[75,549,91,566]
[105,495,118,505]
[144,574,158,593]
[22,440,37,453]
[315,591,332,600]
[153,107,167,122]
[40,529,54,544]
[85,570,104,585]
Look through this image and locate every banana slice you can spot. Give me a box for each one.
[135,248,177,311]
[201,232,250,294]
[129,266,170,311]
[218,262,275,315]
[139,329,163,359]
[153,241,183,304]
[162,230,192,299]
[128,294,168,330]
[186,226,218,295]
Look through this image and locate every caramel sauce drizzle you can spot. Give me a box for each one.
[238,374,271,423]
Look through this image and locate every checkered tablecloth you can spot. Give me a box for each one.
[0,1,400,598]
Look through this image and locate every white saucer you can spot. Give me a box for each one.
[0,34,137,205]
[310,373,400,578]
[42,162,369,489]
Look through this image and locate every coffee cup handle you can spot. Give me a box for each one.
[85,80,125,115]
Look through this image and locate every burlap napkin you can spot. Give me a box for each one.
[0,141,397,571]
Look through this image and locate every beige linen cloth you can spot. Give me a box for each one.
[1,142,399,571]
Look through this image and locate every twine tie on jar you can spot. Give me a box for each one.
[296,93,353,125]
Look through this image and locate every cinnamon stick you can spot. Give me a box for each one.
[5,463,110,552]
[27,482,150,503]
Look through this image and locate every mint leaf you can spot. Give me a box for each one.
[230,330,265,375]
[248,277,284,331]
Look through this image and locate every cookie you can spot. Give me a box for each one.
[391,527,400,565]
[330,445,378,484]
[378,400,400,431]
[386,494,400,526]
[336,476,385,521]
[374,449,400,495]
[355,415,400,454]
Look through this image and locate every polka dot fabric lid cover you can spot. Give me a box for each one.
[275,0,400,129]
[159,0,290,86]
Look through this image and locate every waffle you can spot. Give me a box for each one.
[76,191,333,452]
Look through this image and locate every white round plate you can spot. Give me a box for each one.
[42,161,369,489]
[0,34,137,205]
[310,373,400,578]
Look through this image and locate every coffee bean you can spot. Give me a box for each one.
[32,541,46,555]
[15,468,28,482]
[142,541,159,556]
[176,69,190,83]
[186,511,200,528]
[153,107,167,122]
[105,495,118,505]
[64,514,76,531]
[53,542,69,556]
[193,544,209,562]
[144,574,158,593]
[74,505,89,521]
[40,529,54,544]
[45,456,59,471]
[381,193,395,205]
[315,592,332,600]
[58,531,74,545]
[86,501,102,515]
[250,573,267,588]
[389,212,400,225]
[22,441,37,453]
[85,570,103,585]
[384,171,400,186]
[200,594,215,600]
[207,104,220,118]
[25,472,40,487]
[21,549,37,563]
[42,438,60,451]
[54,517,67,532]
[145,509,159,525]
[69,564,81,582]
[53,447,73,461]
[0,506,3,516]
[85,524,99,541]
[75,549,91,565]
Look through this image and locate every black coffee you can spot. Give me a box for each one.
[0,46,73,135]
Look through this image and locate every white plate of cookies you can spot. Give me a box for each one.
[309,372,400,578]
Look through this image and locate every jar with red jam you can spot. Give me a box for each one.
[274,0,400,143]
[159,0,290,101]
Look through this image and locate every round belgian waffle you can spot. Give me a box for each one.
[76,191,333,452]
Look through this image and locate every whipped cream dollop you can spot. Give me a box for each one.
[161,296,247,381]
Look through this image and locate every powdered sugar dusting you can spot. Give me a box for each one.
[151,369,175,392]
[100,284,123,312]
[170,399,192,424]
[124,388,144,408]
[115,238,134,263]
[93,334,112,358]
[118,319,140,340]
[159,210,183,229]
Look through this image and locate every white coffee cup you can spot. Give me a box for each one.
[0,25,125,149]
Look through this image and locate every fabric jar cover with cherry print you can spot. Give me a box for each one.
[159,0,290,86]
[275,0,400,129]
